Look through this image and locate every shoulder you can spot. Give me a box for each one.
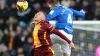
[40,21,50,26]
[44,21,50,25]
[67,8,74,14]
[43,21,51,28]
[68,8,74,11]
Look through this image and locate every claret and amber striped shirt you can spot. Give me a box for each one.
[33,20,71,48]
[33,20,53,48]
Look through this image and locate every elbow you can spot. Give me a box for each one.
[80,14,85,18]
[82,14,85,18]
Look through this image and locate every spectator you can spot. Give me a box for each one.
[8,31,23,56]
[17,48,24,56]
[1,45,10,56]
[80,0,88,20]
[6,0,17,7]
[74,0,83,10]
[16,25,22,36]
[0,44,10,56]
[18,21,27,29]
[73,32,86,56]
[0,18,5,41]
[8,3,17,17]
[33,2,41,11]
[26,26,32,34]
[1,28,9,46]
[6,16,18,31]
[8,31,23,50]
[95,0,100,20]
[85,0,95,20]
[23,36,32,56]
[77,32,86,48]
[0,0,9,20]
[0,18,6,31]
[84,43,95,56]
[17,53,24,56]
[69,0,76,8]
[1,31,23,56]
[22,30,29,42]
[81,0,88,13]
[0,29,4,42]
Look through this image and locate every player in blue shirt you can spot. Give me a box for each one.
[46,0,85,56]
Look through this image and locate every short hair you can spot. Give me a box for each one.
[50,0,59,5]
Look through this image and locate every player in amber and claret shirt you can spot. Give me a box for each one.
[29,11,75,56]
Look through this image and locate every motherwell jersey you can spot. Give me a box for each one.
[33,21,53,48]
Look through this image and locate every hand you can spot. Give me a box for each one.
[80,9,85,14]
[69,42,75,49]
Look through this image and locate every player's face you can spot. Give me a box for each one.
[32,11,46,24]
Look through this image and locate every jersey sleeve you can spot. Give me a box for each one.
[72,9,85,18]
[46,8,61,21]
[44,23,71,44]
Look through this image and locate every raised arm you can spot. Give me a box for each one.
[44,22,75,49]
[46,8,61,21]
[45,23,71,44]
[72,9,85,18]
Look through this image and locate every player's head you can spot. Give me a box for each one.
[32,11,46,24]
[61,0,71,7]
[48,0,60,9]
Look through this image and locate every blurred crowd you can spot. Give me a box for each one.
[72,29,100,56]
[0,0,100,56]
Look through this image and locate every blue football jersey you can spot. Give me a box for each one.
[46,6,85,34]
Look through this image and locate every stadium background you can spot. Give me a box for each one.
[0,0,100,56]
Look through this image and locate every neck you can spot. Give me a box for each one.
[54,4,61,8]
